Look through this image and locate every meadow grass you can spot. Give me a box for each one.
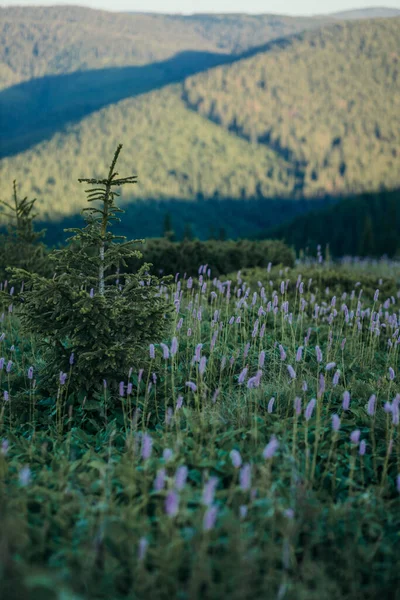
[1,258,400,600]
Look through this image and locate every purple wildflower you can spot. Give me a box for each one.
[153,468,166,492]
[3,390,9,402]
[212,388,220,403]
[332,414,341,432]
[239,463,252,491]
[230,449,242,468]
[325,362,336,371]
[170,337,179,357]
[374,289,379,302]
[138,537,148,562]
[262,436,279,459]
[19,466,31,486]
[1,439,9,456]
[141,433,153,460]
[315,346,323,363]
[59,372,67,385]
[186,381,197,392]
[163,448,173,462]
[305,398,316,421]
[69,352,74,366]
[367,395,376,416]
[350,429,361,445]
[203,506,218,532]
[149,344,155,359]
[6,360,12,373]
[160,343,170,360]
[119,381,125,397]
[27,366,34,380]
[279,345,287,361]
[199,356,207,376]
[259,350,266,368]
[294,397,302,416]
[332,370,340,386]
[287,365,296,380]
[302,380,308,392]
[194,343,203,362]
[127,383,133,395]
[176,395,184,410]
[268,397,275,413]
[343,391,351,411]
[202,477,219,507]
[165,491,179,517]
[296,347,303,362]
[397,475,400,494]
[174,465,188,490]
[389,367,395,381]
[359,440,367,456]
[238,367,248,385]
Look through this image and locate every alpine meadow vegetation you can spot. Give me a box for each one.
[0,148,399,598]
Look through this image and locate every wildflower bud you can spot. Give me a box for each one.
[294,397,301,416]
[141,433,153,460]
[176,395,183,411]
[203,505,218,532]
[287,365,296,380]
[350,430,361,445]
[240,505,248,519]
[149,344,155,359]
[170,337,178,356]
[202,477,219,507]
[296,346,303,362]
[199,356,207,376]
[27,366,34,380]
[119,381,125,397]
[19,466,31,486]
[230,449,242,468]
[153,468,166,492]
[268,397,275,413]
[160,343,170,360]
[186,381,197,392]
[6,360,12,373]
[238,367,248,385]
[305,398,316,421]
[332,414,341,432]
[359,440,367,456]
[174,465,188,490]
[342,391,351,411]
[239,463,252,491]
[262,436,279,459]
[389,367,395,381]
[315,346,323,363]
[165,491,179,517]
[367,394,376,416]
[163,448,173,462]
[302,380,308,392]
[138,537,148,562]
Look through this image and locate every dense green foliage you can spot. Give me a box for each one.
[1,15,399,231]
[0,6,338,92]
[264,189,400,258]
[184,18,400,196]
[2,146,170,398]
[1,257,400,599]
[127,237,295,276]
[0,180,49,280]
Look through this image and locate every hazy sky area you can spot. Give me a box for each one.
[2,0,400,16]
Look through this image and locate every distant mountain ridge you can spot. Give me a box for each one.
[330,7,400,18]
[0,7,399,238]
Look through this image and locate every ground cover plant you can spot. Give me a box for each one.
[0,152,400,600]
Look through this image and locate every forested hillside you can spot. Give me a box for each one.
[0,10,399,233]
[183,18,400,196]
[265,189,400,258]
[0,6,325,91]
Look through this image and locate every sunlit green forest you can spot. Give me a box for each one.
[184,18,400,197]
[0,8,399,243]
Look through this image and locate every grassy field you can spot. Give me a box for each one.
[1,256,400,600]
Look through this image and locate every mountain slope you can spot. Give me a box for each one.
[264,188,400,257]
[331,7,400,19]
[0,85,295,219]
[0,6,327,92]
[183,18,400,197]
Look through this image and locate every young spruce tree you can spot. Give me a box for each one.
[7,144,171,398]
[0,180,49,280]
